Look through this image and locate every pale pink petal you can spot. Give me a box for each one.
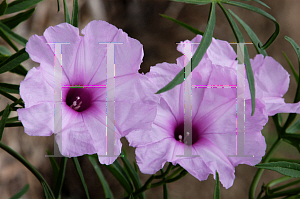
[177,35,237,68]
[43,23,83,85]
[19,67,54,108]
[17,103,54,136]
[81,20,143,85]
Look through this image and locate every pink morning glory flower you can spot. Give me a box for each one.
[126,35,272,188]
[17,20,159,164]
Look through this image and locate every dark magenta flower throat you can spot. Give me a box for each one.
[174,122,200,145]
[66,88,92,112]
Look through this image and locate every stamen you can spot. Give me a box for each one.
[70,96,82,111]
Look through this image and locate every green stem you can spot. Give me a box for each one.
[261,187,300,199]
[154,163,174,179]
[0,141,55,198]
[249,138,283,199]
[160,169,169,199]
[270,179,300,194]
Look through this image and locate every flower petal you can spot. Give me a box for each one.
[81,20,143,85]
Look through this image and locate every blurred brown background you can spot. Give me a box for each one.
[0,0,300,198]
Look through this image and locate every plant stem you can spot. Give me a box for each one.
[249,138,283,199]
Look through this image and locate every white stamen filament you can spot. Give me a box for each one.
[178,132,190,143]
[70,96,82,111]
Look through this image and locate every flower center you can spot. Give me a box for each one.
[66,88,92,112]
[174,122,200,145]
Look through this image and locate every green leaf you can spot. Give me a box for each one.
[0,83,19,94]
[120,151,145,199]
[88,155,114,199]
[0,0,7,16]
[218,2,256,115]
[71,0,78,27]
[223,1,280,50]
[252,0,270,9]
[46,150,59,188]
[0,48,29,74]
[156,2,216,94]
[0,142,55,199]
[5,0,44,14]
[10,184,29,199]
[256,161,300,178]
[53,157,68,199]
[0,21,28,46]
[1,8,35,29]
[0,28,19,51]
[113,160,133,190]
[283,51,298,83]
[283,137,300,153]
[63,0,71,24]
[286,118,300,134]
[0,89,18,102]
[172,0,213,5]
[9,65,28,76]
[214,171,221,199]
[0,45,11,55]
[105,161,133,194]
[0,104,10,141]
[5,116,19,123]
[72,157,90,199]
[160,14,204,35]
[228,9,267,56]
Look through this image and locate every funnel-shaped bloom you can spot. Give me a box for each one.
[18,21,159,164]
[127,35,270,188]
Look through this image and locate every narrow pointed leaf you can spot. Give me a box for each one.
[218,3,256,115]
[282,51,298,82]
[0,48,29,74]
[160,14,204,35]
[172,0,213,5]
[286,118,300,134]
[0,45,11,56]
[120,152,145,199]
[223,1,279,50]
[256,161,300,178]
[0,28,18,52]
[9,65,28,76]
[0,89,18,102]
[88,155,114,199]
[228,9,267,56]
[71,0,78,27]
[283,137,300,153]
[0,0,7,16]
[0,104,10,141]
[252,0,270,8]
[105,162,133,194]
[72,157,90,199]
[156,2,216,94]
[285,36,300,104]
[0,21,27,46]
[63,0,71,24]
[5,0,44,14]
[0,142,55,199]
[2,8,35,29]
[0,83,19,94]
[112,160,133,191]
[5,116,18,123]
[10,184,29,199]
[53,157,68,199]
[214,171,221,199]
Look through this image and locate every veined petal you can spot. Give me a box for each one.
[81,20,143,85]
